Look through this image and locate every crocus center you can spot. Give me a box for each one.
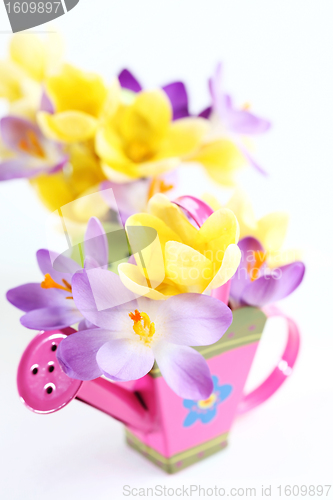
[126,141,153,163]
[129,309,155,345]
[41,273,73,299]
[246,251,266,281]
[18,130,45,158]
[198,393,217,409]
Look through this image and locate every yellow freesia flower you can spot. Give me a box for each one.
[96,88,210,181]
[118,194,241,299]
[30,141,106,212]
[37,64,109,143]
[204,189,299,267]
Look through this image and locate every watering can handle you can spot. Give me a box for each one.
[237,305,301,415]
[173,196,301,413]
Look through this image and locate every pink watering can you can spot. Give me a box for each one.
[16,197,301,473]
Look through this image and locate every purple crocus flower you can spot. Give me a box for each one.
[57,268,233,400]
[118,68,190,120]
[205,63,271,175]
[230,237,305,308]
[0,116,67,181]
[6,217,108,331]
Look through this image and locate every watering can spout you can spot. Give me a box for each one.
[17,329,154,433]
[76,378,153,432]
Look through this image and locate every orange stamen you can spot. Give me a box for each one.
[19,130,45,158]
[247,251,266,281]
[147,178,174,201]
[129,309,142,322]
[41,273,72,293]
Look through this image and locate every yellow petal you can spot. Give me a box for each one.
[0,60,27,101]
[197,208,240,263]
[37,111,98,143]
[164,241,213,291]
[205,243,241,292]
[30,142,106,212]
[119,89,171,148]
[201,193,222,212]
[9,33,46,81]
[126,213,181,257]
[95,126,128,166]
[226,188,257,236]
[256,212,289,252]
[118,263,167,300]
[190,139,244,185]
[148,193,198,246]
[157,117,208,158]
[46,64,108,116]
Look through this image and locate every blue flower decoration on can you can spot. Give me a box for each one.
[183,376,232,427]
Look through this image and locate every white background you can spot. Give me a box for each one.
[0,1,332,499]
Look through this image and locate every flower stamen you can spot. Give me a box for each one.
[19,130,45,158]
[129,309,155,344]
[247,251,267,281]
[41,273,72,293]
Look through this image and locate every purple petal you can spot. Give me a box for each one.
[154,343,213,400]
[40,89,55,113]
[198,106,212,119]
[230,237,265,303]
[162,81,189,120]
[0,116,42,153]
[78,318,95,331]
[228,109,271,135]
[118,69,142,93]
[84,217,108,269]
[20,305,83,330]
[160,294,232,346]
[236,141,268,176]
[96,338,154,381]
[72,269,138,327]
[241,261,305,307]
[37,249,81,281]
[6,283,64,312]
[57,328,112,380]
[0,158,45,180]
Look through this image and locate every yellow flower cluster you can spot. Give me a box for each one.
[0,33,245,212]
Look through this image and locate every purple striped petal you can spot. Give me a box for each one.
[154,342,213,400]
[57,328,113,380]
[37,249,81,281]
[6,283,64,312]
[159,294,232,346]
[96,338,154,381]
[241,261,305,307]
[118,69,142,93]
[84,217,108,269]
[162,81,189,120]
[20,305,83,330]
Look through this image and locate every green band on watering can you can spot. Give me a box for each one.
[126,429,229,474]
[149,307,267,378]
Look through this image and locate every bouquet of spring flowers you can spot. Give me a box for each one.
[2,32,305,473]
